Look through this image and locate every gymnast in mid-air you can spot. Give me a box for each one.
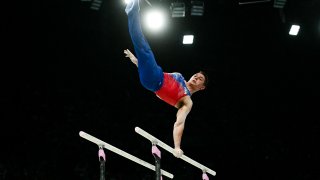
[124,0,208,158]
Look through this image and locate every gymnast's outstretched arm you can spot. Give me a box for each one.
[173,98,193,158]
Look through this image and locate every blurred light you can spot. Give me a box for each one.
[90,0,103,11]
[124,0,131,4]
[273,0,286,8]
[170,2,185,18]
[183,35,194,44]
[143,9,167,32]
[289,25,300,36]
[239,0,271,5]
[191,1,204,16]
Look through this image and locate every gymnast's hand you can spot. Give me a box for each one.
[124,49,138,67]
[173,147,184,158]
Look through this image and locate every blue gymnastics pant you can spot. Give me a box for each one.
[126,0,163,92]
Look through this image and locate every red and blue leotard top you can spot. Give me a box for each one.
[155,72,191,107]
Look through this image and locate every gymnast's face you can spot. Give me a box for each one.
[188,72,206,90]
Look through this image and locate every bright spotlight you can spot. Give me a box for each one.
[289,24,300,36]
[183,35,194,44]
[143,9,166,32]
[124,0,131,4]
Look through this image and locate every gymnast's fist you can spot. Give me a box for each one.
[173,148,184,158]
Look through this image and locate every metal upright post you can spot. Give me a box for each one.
[98,146,106,180]
[152,144,162,180]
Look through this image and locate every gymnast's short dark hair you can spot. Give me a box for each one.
[199,70,209,87]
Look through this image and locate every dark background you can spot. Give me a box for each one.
[2,0,320,179]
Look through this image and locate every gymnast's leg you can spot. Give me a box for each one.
[125,0,164,92]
